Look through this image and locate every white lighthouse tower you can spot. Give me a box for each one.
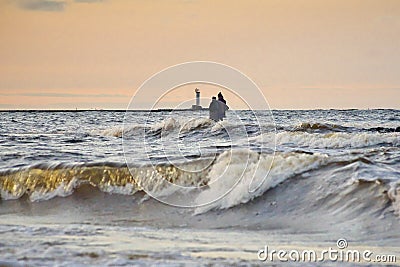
[191,88,203,110]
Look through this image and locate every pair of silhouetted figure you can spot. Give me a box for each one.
[209,92,229,121]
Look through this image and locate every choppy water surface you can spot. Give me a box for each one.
[0,109,399,266]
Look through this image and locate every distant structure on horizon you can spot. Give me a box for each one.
[153,88,206,112]
[191,88,203,110]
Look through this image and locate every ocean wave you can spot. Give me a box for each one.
[150,117,213,134]
[388,182,400,216]
[92,118,400,145]
[293,122,350,132]
[290,122,400,133]
[1,150,330,207]
[0,158,213,202]
[1,149,399,220]
[90,124,145,137]
[194,150,329,213]
[367,126,400,133]
[91,117,216,138]
[0,164,138,201]
[252,131,400,149]
[90,117,270,141]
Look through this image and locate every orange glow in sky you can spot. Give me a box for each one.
[0,0,399,109]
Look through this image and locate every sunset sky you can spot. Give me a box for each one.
[0,0,399,109]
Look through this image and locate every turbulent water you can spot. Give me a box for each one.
[1,109,399,266]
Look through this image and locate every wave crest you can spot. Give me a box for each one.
[252,131,400,149]
[194,151,329,213]
[293,122,348,132]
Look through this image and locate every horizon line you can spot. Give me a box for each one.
[0,108,399,112]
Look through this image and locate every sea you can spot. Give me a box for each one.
[0,109,399,266]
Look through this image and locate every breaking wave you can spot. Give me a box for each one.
[293,122,350,132]
[1,149,399,220]
[291,122,400,133]
[0,150,326,204]
[91,117,216,138]
[253,131,400,149]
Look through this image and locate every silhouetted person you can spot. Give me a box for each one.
[218,92,226,104]
[217,92,229,119]
[209,96,220,121]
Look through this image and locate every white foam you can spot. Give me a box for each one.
[0,188,24,200]
[91,124,143,137]
[94,117,215,137]
[179,117,213,132]
[151,117,214,133]
[29,177,79,202]
[194,150,329,213]
[150,117,179,133]
[211,121,228,132]
[99,183,137,195]
[252,132,400,149]
[388,183,400,216]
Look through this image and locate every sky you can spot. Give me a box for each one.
[0,0,399,110]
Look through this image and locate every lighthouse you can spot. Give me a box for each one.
[191,88,203,110]
[195,88,200,106]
